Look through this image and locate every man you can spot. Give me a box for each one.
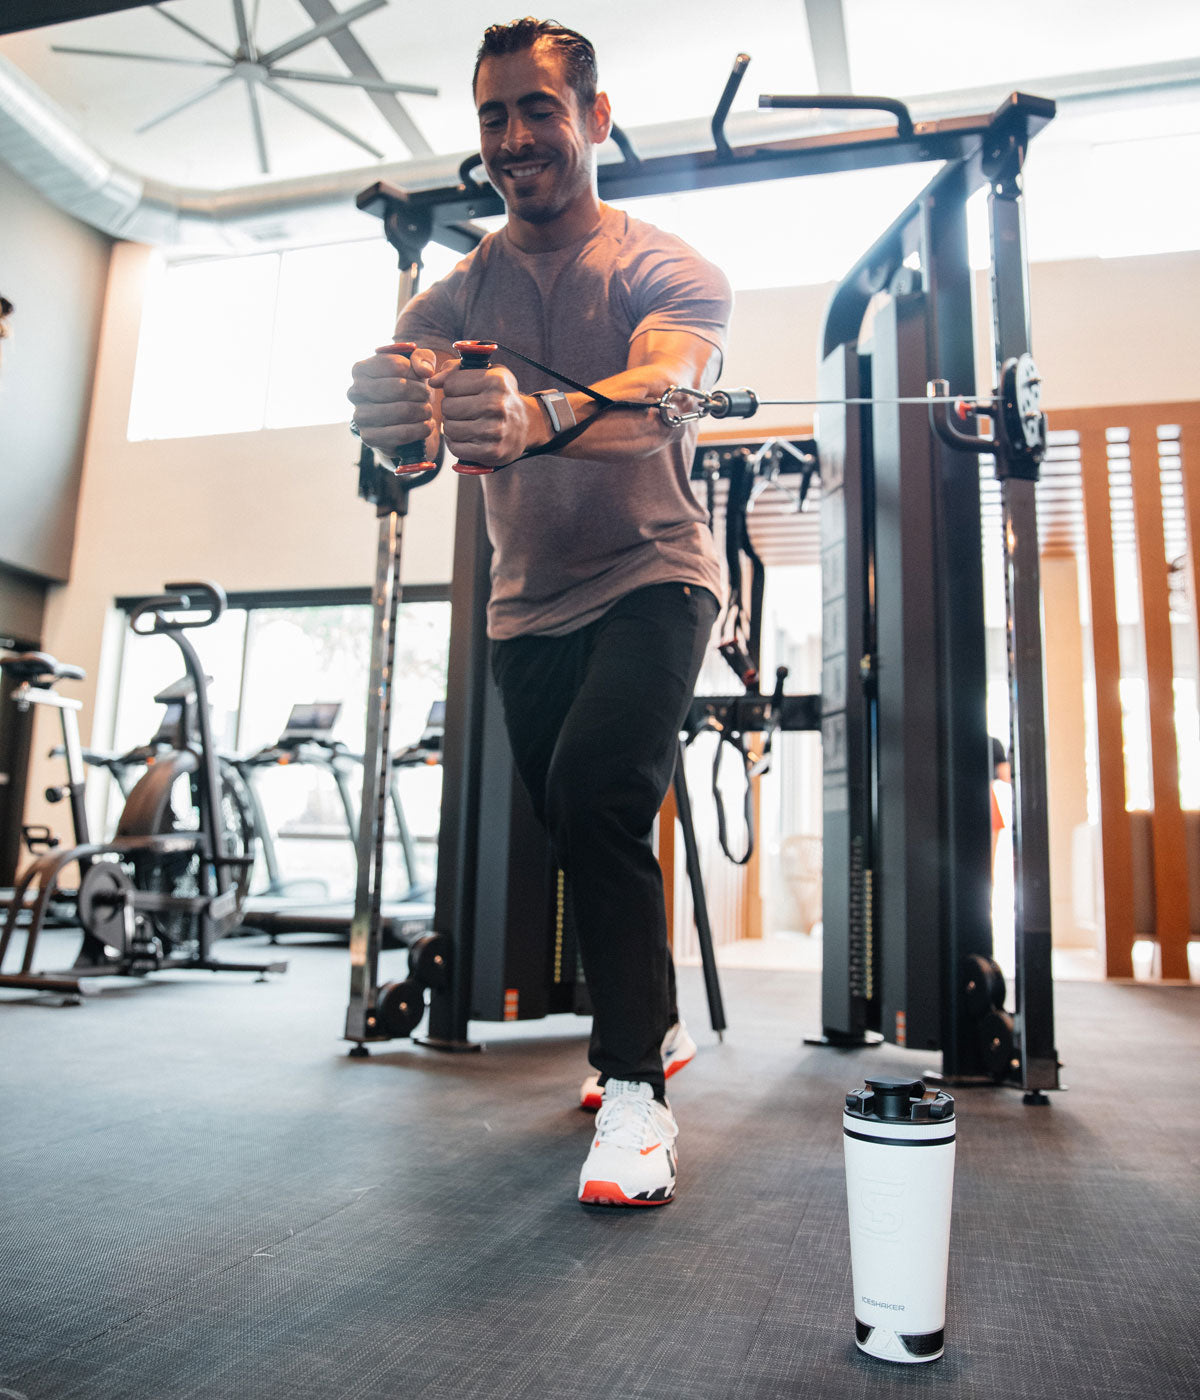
[347,18,731,1208]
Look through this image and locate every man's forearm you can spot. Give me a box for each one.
[428,330,722,470]
[518,347,719,464]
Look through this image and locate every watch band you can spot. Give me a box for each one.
[534,390,577,436]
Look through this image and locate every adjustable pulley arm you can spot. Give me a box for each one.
[927,352,1046,473]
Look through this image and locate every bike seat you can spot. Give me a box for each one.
[0,651,86,685]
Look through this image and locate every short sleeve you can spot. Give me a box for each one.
[624,230,733,368]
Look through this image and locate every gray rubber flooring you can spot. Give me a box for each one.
[1,930,1198,1400]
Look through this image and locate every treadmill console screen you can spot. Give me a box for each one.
[283,702,341,739]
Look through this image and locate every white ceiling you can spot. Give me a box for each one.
[2,0,1198,192]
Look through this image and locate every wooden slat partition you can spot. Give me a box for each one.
[1062,402,1198,980]
[659,785,678,952]
[1076,418,1135,977]
[1129,419,1190,978]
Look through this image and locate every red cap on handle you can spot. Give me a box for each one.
[452,339,498,368]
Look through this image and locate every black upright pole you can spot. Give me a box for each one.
[672,740,727,1037]
[921,164,995,1079]
[986,132,1059,1100]
[424,482,492,1047]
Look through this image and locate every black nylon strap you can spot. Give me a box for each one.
[712,725,755,866]
[467,337,660,471]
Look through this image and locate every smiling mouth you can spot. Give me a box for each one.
[504,160,551,180]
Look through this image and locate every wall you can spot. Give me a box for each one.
[0,156,111,587]
[1025,252,1200,409]
[0,562,46,647]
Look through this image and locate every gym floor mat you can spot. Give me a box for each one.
[1,932,1197,1400]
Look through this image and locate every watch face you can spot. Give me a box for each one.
[543,391,576,435]
[537,391,564,434]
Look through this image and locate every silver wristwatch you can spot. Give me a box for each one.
[533,390,577,435]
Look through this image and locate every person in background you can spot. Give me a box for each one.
[0,296,13,366]
[991,736,1012,870]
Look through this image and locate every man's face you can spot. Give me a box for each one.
[475,41,608,228]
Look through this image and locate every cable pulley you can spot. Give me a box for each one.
[658,356,1043,437]
[420,333,1045,485]
[448,336,1047,474]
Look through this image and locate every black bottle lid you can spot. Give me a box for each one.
[844,1076,955,1123]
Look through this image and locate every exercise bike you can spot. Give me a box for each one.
[0,582,285,1000]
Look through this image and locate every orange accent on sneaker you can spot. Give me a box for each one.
[639,1142,661,1156]
[579,1179,672,1207]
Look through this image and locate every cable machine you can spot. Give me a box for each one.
[811,106,1059,1100]
[344,59,1060,1099]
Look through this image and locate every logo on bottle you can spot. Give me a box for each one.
[858,1176,904,1237]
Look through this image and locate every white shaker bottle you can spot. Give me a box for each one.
[843,1076,956,1363]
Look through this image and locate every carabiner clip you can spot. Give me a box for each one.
[657,386,713,427]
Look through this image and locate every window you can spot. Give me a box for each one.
[128,237,403,440]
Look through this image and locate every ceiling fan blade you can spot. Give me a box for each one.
[150,5,236,61]
[294,0,431,158]
[257,0,386,67]
[231,0,255,59]
[51,44,226,69]
[263,78,383,159]
[268,66,437,98]
[244,76,270,173]
[135,73,236,133]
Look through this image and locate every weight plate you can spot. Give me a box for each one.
[76,861,133,956]
[375,979,425,1039]
[1014,353,1044,452]
[978,1007,1016,1082]
[408,933,450,990]
[999,351,1046,456]
[963,952,1006,1018]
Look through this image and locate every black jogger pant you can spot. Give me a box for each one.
[490,582,718,1095]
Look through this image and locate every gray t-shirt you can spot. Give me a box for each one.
[396,204,732,639]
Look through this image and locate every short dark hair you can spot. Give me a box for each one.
[991,736,1008,775]
[0,295,11,341]
[473,17,597,111]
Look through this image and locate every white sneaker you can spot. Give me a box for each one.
[578,1080,678,1207]
[579,1019,697,1111]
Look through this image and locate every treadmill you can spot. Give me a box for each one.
[234,701,436,947]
